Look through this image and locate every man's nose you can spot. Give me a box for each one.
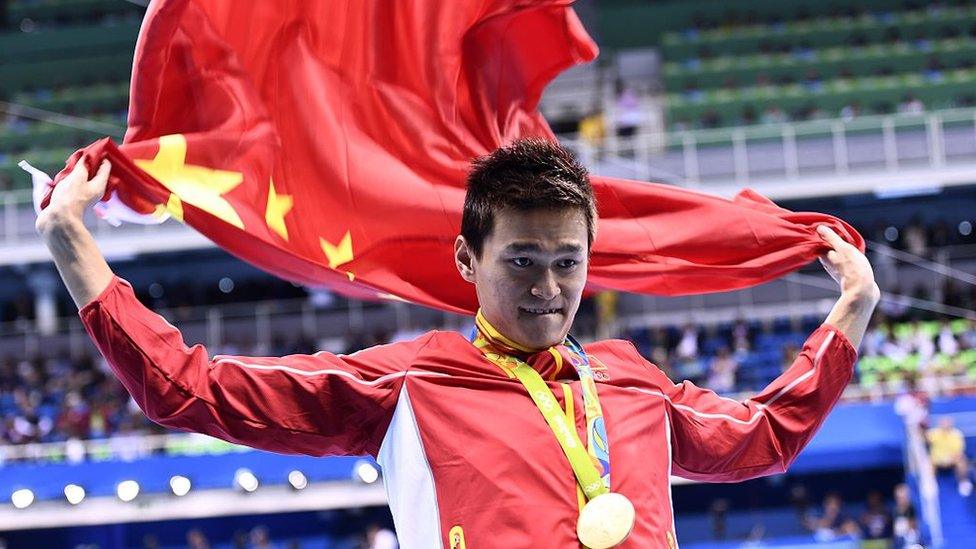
[531,270,561,300]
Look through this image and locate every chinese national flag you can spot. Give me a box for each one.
[41,0,862,314]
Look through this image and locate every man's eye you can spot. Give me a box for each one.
[558,259,578,269]
[511,258,531,268]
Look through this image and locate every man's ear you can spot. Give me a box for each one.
[454,235,476,283]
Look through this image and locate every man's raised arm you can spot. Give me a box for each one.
[35,158,115,309]
[628,224,880,482]
[34,161,430,457]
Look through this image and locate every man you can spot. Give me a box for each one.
[36,139,879,548]
[927,416,973,496]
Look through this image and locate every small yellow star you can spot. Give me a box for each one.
[320,231,355,281]
[135,134,244,228]
[264,178,293,241]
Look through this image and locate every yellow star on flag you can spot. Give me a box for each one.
[135,134,245,228]
[320,231,355,281]
[265,178,293,241]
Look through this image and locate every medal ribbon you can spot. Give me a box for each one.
[471,310,612,501]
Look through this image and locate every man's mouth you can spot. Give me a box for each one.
[520,307,563,315]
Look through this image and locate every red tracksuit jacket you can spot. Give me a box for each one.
[80,276,857,548]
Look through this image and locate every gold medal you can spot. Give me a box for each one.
[576,492,635,549]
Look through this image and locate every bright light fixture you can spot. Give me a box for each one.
[11,489,34,509]
[234,468,259,492]
[64,484,86,505]
[288,470,308,490]
[355,461,379,484]
[170,475,191,497]
[117,480,140,502]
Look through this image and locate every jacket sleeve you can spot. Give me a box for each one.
[633,324,857,482]
[78,275,435,457]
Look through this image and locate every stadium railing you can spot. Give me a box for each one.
[7,105,976,202]
[575,107,976,189]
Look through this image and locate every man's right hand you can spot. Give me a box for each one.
[34,157,116,310]
[35,158,111,237]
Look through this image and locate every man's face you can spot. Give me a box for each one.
[455,207,589,350]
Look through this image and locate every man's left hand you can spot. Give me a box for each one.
[817,225,880,304]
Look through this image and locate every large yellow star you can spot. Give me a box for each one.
[320,231,355,281]
[264,178,293,241]
[135,134,245,228]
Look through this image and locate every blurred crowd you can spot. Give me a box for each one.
[799,484,922,548]
[868,217,976,258]
[3,308,973,452]
[1,215,974,447]
[702,481,923,546]
[0,272,313,327]
[0,350,160,449]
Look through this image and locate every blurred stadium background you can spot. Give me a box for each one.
[1,0,976,547]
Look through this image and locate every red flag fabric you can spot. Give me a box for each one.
[41,0,863,314]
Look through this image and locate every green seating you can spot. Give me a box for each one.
[0,147,78,191]
[0,122,122,152]
[7,0,142,25]
[655,1,976,130]
[664,38,976,92]
[930,353,954,372]
[11,81,129,115]
[860,371,880,388]
[901,354,921,372]
[877,355,901,375]
[0,22,139,64]
[667,69,976,128]
[857,355,886,374]
[597,0,906,50]
[849,321,976,386]
[891,322,914,342]
[661,6,976,61]
[918,321,941,339]
[960,349,976,369]
[950,319,971,334]
[0,52,133,95]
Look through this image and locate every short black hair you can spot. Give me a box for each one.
[461,138,596,258]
